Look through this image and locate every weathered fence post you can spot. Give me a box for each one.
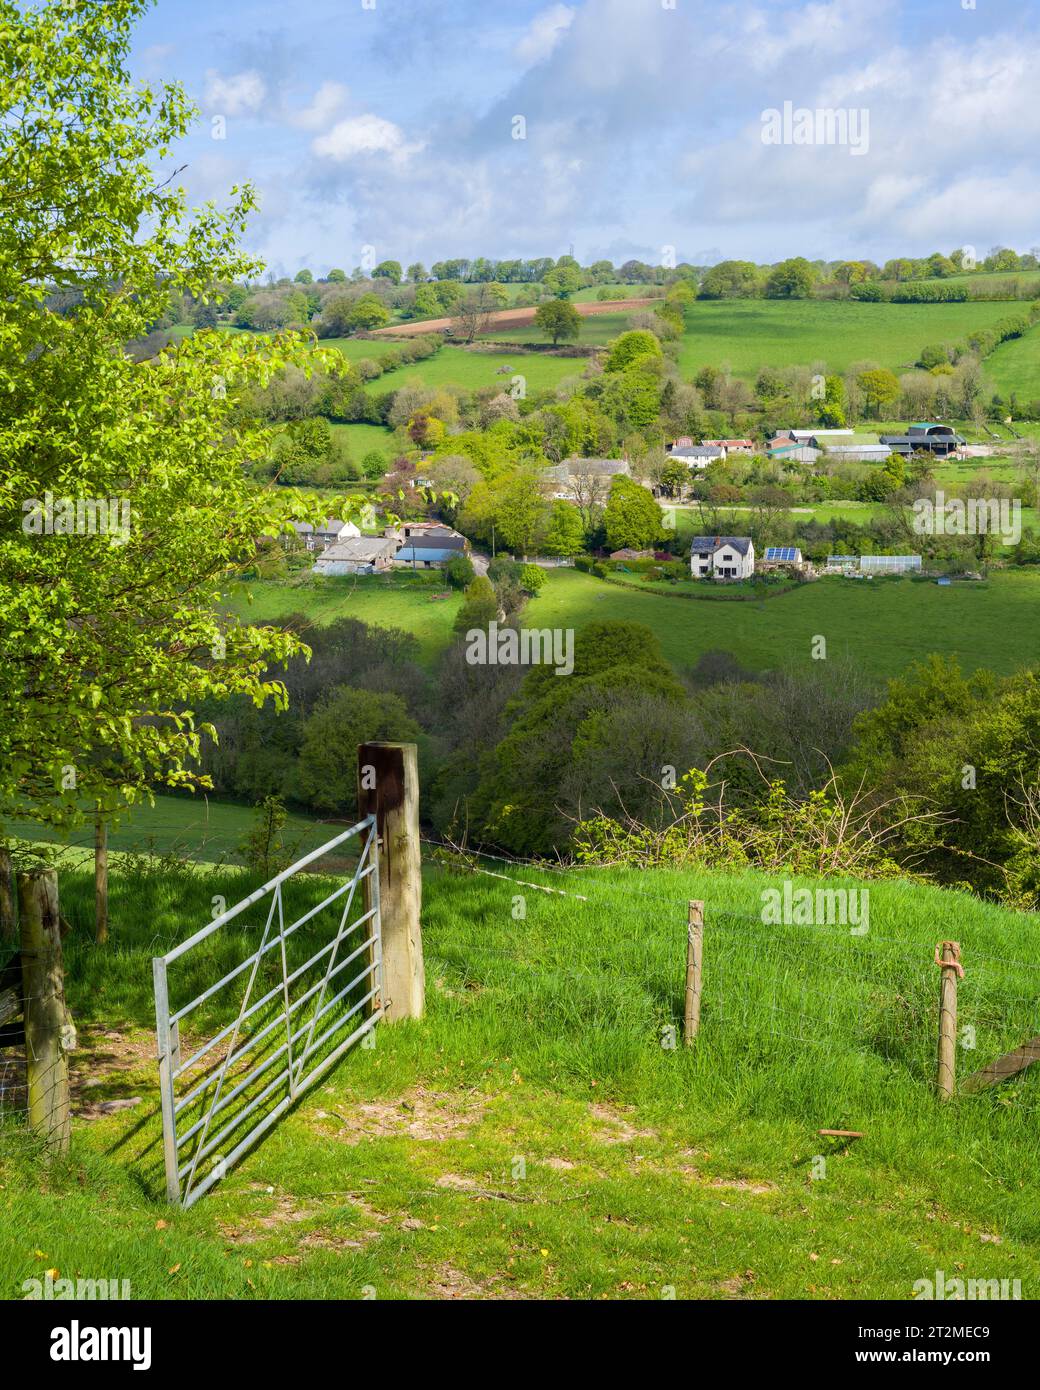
[0,846,15,946]
[17,869,72,1150]
[936,940,962,1101]
[684,900,704,1044]
[357,742,425,1023]
[95,811,108,946]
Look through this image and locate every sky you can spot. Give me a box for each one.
[129,0,1040,277]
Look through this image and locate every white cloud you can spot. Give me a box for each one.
[515,4,575,65]
[291,81,349,132]
[203,69,267,118]
[312,114,424,165]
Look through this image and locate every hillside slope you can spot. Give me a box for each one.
[1,855,1038,1300]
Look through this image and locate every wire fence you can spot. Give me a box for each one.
[418,837,1040,1111]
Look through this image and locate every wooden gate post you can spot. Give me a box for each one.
[936,940,961,1101]
[357,742,425,1023]
[684,900,704,1045]
[17,868,72,1150]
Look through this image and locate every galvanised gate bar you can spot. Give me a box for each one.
[153,815,382,1208]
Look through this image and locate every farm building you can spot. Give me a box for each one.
[701,439,756,456]
[313,536,397,576]
[394,532,468,569]
[820,439,892,462]
[782,429,854,443]
[880,424,965,457]
[289,518,361,552]
[689,536,755,580]
[767,437,819,464]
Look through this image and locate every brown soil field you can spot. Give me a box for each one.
[370,297,656,337]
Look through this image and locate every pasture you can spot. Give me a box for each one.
[672,299,1024,380]
[229,567,1040,683]
[2,854,1037,1300]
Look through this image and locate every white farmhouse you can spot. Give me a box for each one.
[689,535,755,580]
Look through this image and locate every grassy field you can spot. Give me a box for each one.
[985,322,1040,402]
[3,794,333,867]
[229,567,1040,682]
[672,300,1024,380]
[325,340,588,395]
[2,854,1038,1300]
[479,309,637,347]
[328,421,396,461]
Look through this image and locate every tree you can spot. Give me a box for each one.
[347,293,390,331]
[294,268,313,284]
[326,267,347,283]
[857,368,902,419]
[406,262,427,283]
[444,553,475,588]
[453,576,498,635]
[534,299,581,345]
[294,688,420,815]
[520,563,545,594]
[542,501,586,556]
[374,260,402,285]
[698,260,761,299]
[604,476,664,551]
[0,0,360,848]
[543,263,582,298]
[765,257,815,298]
[605,330,661,372]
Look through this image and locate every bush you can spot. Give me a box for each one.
[520,563,545,594]
[444,552,475,588]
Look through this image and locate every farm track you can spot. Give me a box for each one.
[371,297,655,338]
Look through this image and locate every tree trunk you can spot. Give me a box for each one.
[0,845,15,946]
[18,869,72,1151]
[95,811,108,945]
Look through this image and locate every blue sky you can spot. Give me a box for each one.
[130,0,1040,277]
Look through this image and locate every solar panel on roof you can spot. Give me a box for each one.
[764,547,798,561]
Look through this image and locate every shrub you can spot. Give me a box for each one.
[520,563,545,594]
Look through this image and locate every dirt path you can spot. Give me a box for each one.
[371,297,656,338]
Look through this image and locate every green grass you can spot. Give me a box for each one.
[480,310,637,347]
[3,794,333,867]
[524,567,1040,680]
[2,855,1038,1300]
[324,340,586,394]
[226,573,463,665]
[230,567,1040,681]
[672,300,1025,380]
[985,322,1040,402]
[328,421,396,461]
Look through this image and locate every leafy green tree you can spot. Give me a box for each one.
[543,501,586,556]
[374,260,402,285]
[444,553,475,588]
[406,263,427,283]
[543,264,582,298]
[604,476,664,550]
[0,0,356,839]
[765,258,815,298]
[294,268,313,284]
[293,688,420,814]
[347,293,390,331]
[605,329,661,372]
[534,299,581,344]
[326,267,347,282]
[698,260,762,299]
[453,576,498,635]
[857,368,902,419]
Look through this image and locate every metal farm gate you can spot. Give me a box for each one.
[153,815,382,1208]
